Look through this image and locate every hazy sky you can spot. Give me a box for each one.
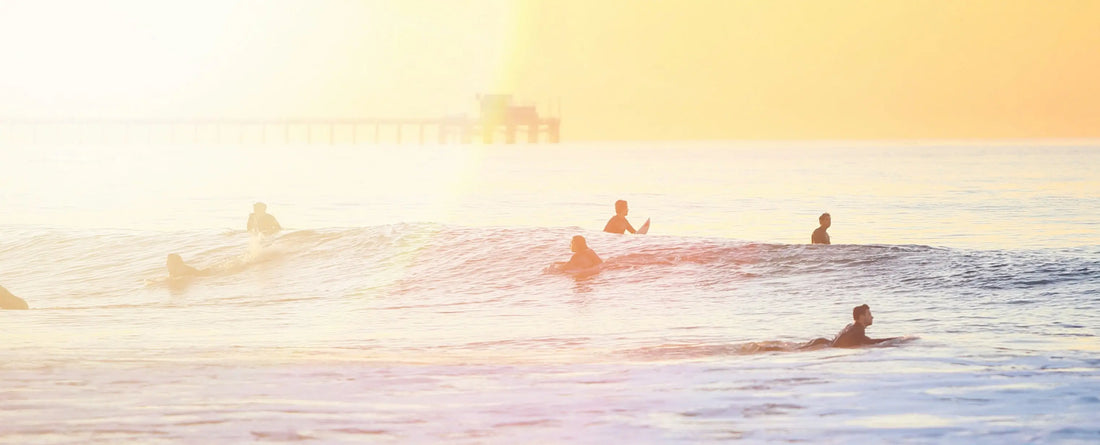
[1,0,1098,140]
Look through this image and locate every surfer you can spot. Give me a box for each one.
[246,202,282,236]
[831,304,900,347]
[559,235,603,271]
[802,304,899,348]
[0,284,29,310]
[603,200,648,234]
[166,254,202,278]
[811,212,831,244]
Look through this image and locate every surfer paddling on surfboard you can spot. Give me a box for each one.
[800,304,903,349]
[554,235,603,273]
[603,200,649,234]
[166,254,204,279]
[246,202,282,237]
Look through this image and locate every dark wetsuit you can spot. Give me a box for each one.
[564,248,603,270]
[831,322,875,348]
[247,213,282,236]
[603,215,634,234]
[800,322,895,349]
[811,227,830,244]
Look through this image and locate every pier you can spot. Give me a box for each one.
[0,95,560,145]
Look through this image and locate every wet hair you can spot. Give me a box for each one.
[571,235,588,251]
[853,304,870,321]
[615,200,628,213]
[254,202,267,210]
[819,212,831,223]
[167,254,183,266]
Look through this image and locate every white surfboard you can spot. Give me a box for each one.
[636,218,651,234]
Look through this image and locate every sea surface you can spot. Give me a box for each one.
[1,140,1098,443]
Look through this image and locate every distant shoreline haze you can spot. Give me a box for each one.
[0,1,1098,141]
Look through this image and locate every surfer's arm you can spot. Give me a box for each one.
[619,216,637,234]
[603,215,635,234]
[561,257,582,270]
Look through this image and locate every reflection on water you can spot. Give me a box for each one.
[846,413,963,428]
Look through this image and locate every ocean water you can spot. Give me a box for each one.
[1,140,1098,443]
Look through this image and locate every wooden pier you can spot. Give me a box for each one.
[0,95,561,145]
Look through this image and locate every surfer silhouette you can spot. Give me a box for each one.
[558,235,603,272]
[811,212,830,244]
[603,200,649,234]
[166,254,202,278]
[802,304,899,348]
[247,202,282,236]
[0,284,29,310]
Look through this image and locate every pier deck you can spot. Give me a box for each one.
[0,116,561,145]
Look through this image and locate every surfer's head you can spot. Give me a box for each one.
[571,235,588,252]
[819,212,831,229]
[166,254,184,268]
[615,200,628,216]
[853,304,872,326]
[253,202,267,213]
[166,254,189,276]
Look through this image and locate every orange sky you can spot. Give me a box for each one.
[1,0,1098,140]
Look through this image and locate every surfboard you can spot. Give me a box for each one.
[636,218,651,234]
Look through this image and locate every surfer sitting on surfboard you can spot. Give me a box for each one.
[603,200,649,234]
[246,202,282,236]
[556,235,603,272]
